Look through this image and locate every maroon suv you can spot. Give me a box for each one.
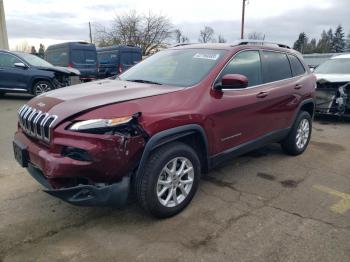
[13,41,316,218]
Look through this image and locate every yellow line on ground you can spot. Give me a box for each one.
[313,184,350,214]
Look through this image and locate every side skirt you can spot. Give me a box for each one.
[209,128,290,168]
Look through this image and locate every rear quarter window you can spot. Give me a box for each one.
[288,55,306,76]
[262,51,292,83]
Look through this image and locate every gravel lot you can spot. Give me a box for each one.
[1,94,350,262]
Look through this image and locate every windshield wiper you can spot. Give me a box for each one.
[126,79,163,85]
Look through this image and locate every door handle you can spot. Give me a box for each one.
[294,84,303,90]
[256,92,268,98]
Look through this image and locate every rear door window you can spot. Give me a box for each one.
[288,55,306,76]
[72,50,97,64]
[45,48,68,66]
[98,51,119,64]
[218,50,262,87]
[262,51,292,83]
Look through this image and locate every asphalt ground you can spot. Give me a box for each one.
[0,93,349,262]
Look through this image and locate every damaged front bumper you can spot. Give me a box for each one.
[27,163,130,207]
[315,81,350,116]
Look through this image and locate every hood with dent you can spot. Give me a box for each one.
[27,79,184,126]
[315,73,350,83]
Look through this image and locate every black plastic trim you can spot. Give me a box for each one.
[209,128,290,167]
[27,163,129,207]
[135,124,209,177]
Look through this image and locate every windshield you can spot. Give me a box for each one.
[119,49,227,87]
[14,52,53,67]
[315,58,350,74]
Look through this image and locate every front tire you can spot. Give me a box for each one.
[32,80,53,96]
[281,111,312,155]
[136,142,201,218]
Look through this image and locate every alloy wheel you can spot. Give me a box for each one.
[296,118,310,149]
[156,157,194,208]
[35,82,51,95]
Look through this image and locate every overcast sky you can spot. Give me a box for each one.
[3,0,350,50]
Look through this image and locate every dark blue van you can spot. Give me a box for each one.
[97,45,142,78]
[45,42,98,81]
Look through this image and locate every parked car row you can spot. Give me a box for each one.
[0,50,80,96]
[0,42,143,96]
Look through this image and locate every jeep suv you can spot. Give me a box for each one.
[13,41,316,218]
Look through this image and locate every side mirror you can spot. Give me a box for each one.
[14,62,28,69]
[215,74,248,90]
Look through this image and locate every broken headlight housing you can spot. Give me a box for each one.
[68,116,133,135]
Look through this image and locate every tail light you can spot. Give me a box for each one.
[118,64,123,74]
[67,63,73,68]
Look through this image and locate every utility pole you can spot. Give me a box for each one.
[89,22,92,43]
[241,0,247,39]
[0,0,9,50]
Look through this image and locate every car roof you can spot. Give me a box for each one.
[331,53,350,59]
[169,41,305,58]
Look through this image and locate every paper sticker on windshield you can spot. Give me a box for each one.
[193,53,220,60]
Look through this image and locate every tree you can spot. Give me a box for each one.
[346,32,350,52]
[217,34,227,43]
[316,30,332,53]
[247,32,265,40]
[30,46,37,55]
[38,44,45,58]
[15,41,31,53]
[198,26,214,43]
[173,29,189,44]
[304,38,317,54]
[327,29,334,52]
[293,32,308,53]
[332,25,346,53]
[94,10,173,55]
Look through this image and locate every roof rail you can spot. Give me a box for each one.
[234,40,291,49]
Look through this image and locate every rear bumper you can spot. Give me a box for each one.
[27,163,130,207]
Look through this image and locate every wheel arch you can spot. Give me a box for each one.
[135,124,209,179]
[291,98,315,126]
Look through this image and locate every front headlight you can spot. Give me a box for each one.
[69,116,132,132]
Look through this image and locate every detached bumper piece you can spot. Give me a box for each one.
[27,164,130,207]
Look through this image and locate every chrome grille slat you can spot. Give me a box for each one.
[17,105,58,143]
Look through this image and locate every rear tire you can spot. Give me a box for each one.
[32,80,53,96]
[281,111,312,155]
[136,142,201,218]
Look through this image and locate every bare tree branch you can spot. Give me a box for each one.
[93,10,173,55]
[199,26,215,43]
[247,32,265,40]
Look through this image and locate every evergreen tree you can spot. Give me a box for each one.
[38,44,45,58]
[293,32,308,53]
[305,38,317,54]
[316,30,331,53]
[332,25,346,53]
[346,32,350,52]
[327,29,335,52]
